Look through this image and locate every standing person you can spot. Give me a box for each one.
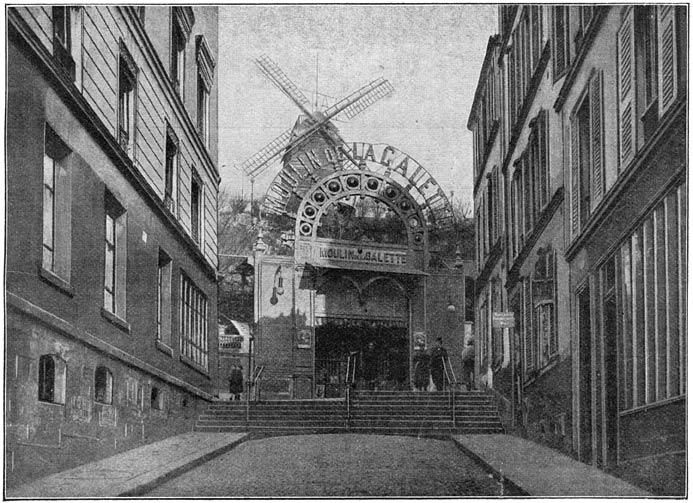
[362,341,379,390]
[412,349,430,391]
[228,365,243,400]
[460,339,476,391]
[429,337,448,391]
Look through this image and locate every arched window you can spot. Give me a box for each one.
[94,366,113,404]
[38,354,67,404]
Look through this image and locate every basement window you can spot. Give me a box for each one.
[38,354,67,405]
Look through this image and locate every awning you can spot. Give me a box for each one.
[304,261,428,276]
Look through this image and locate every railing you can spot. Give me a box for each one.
[247,365,264,427]
[344,352,358,429]
[442,356,458,427]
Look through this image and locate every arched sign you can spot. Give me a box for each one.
[263,142,454,232]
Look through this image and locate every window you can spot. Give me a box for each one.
[618,182,686,411]
[533,246,557,368]
[52,7,82,84]
[43,125,72,281]
[94,366,113,404]
[491,279,503,369]
[136,7,145,25]
[191,175,202,243]
[618,6,681,168]
[118,41,137,156]
[196,35,215,148]
[510,111,549,257]
[151,386,163,410]
[103,192,127,317]
[552,6,570,79]
[180,273,208,370]
[38,355,67,404]
[170,7,194,97]
[157,250,172,347]
[570,71,603,239]
[164,126,179,213]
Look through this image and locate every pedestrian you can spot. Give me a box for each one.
[460,339,475,391]
[429,337,448,391]
[362,341,379,390]
[228,365,244,400]
[412,349,430,391]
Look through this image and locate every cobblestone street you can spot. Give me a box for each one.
[147,434,500,497]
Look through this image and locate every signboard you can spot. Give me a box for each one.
[219,334,245,353]
[492,312,516,329]
[297,241,408,267]
[218,319,251,353]
[296,328,311,349]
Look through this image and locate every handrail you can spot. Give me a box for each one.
[344,352,358,430]
[442,356,458,427]
[247,365,264,428]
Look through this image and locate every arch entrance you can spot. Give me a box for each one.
[314,273,409,396]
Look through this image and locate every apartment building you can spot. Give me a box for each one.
[6,6,220,486]
[469,5,686,495]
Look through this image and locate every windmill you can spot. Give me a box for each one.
[239,55,394,217]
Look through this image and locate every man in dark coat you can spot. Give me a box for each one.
[429,337,448,391]
[229,365,244,400]
[412,349,430,391]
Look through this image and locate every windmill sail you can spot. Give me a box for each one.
[240,128,293,178]
[255,55,313,117]
[323,78,395,122]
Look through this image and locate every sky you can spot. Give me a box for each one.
[218,5,497,208]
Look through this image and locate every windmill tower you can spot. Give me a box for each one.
[240,55,394,218]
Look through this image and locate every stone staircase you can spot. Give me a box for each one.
[194,390,504,436]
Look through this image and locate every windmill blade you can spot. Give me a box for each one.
[240,128,293,178]
[256,55,314,117]
[323,78,395,122]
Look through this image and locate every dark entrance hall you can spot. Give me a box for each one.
[315,321,409,396]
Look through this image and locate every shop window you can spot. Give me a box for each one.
[43,125,72,282]
[38,354,67,404]
[619,182,686,411]
[94,366,113,404]
[180,273,209,370]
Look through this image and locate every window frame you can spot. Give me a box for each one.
[103,191,127,320]
[179,272,209,371]
[157,249,173,349]
[94,366,114,405]
[552,6,571,80]
[164,125,179,214]
[117,40,138,157]
[38,354,67,405]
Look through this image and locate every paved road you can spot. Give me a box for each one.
[147,434,499,497]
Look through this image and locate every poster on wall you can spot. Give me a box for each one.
[296,328,311,349]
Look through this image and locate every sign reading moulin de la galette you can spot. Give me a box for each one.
[296,240,411,271]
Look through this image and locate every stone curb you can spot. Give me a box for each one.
[119,433,251,497]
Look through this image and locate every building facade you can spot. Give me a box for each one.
[6,6,220,487]
[252,122,472,399]
[469,5,686,495]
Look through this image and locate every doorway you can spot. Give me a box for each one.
[315,321,409,396]
[578,287,592,464]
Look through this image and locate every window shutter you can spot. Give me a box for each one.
[617,8,636,168]
[657,6,678,117]
[115,213,127,317]
[570,118,580,238]
[590,71,604,205]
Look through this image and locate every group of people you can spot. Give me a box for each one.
[413,337,475,391]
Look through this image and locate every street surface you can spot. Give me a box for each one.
[147,433,499,497]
